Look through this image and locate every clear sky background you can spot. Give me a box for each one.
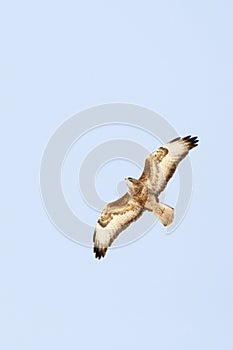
[1,1,233,349]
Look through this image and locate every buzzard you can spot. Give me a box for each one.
[93,135,198,259]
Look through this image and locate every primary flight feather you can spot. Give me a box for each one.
[93,135,198,259]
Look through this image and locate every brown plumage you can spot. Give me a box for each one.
[93,135,198,259]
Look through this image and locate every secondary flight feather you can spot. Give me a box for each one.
[93,135,198,259]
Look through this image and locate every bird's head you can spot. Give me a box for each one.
[124,177,140,195]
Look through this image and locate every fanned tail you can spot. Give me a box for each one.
[153,203,174,226]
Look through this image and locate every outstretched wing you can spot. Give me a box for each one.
[93,193,144,259]
[140,135,198,195]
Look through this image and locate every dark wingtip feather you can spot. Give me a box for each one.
[182,135,199,150]
[93,246,107,260]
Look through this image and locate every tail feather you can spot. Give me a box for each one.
[153,203,174,226]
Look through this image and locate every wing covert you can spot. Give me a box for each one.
[140,135,198,195]
[93,194,144,259]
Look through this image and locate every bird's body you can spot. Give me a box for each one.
[93,135,198,259]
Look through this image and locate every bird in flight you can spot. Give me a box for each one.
[93,135,198,259]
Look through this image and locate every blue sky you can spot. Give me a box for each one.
[1,1,233,349]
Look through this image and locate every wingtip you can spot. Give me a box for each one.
[93,246,107,260]
[182,135,199,150]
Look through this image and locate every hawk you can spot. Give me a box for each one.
[93,135,198,259]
